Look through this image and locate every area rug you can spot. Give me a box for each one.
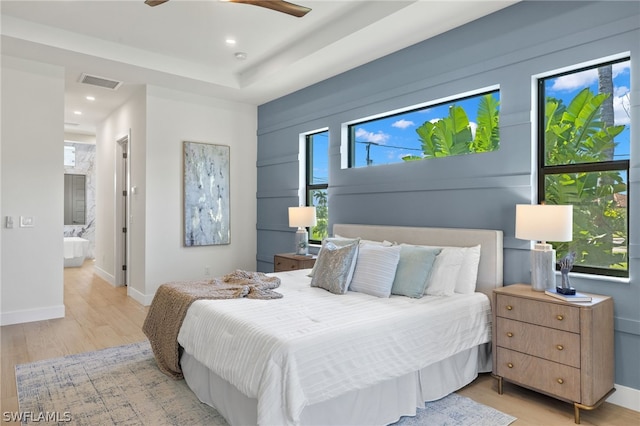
[16,341,516,426]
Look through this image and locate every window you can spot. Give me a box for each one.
[347,89,500,167]
[306,130,329,243]
[538,57,630,277]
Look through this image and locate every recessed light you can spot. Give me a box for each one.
[74,111,82,115]
[86,96,95,101]
[225,38,236,46]
[234,52,247,60]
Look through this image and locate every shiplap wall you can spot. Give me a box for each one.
[256,1,639,391]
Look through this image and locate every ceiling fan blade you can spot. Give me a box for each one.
[144,0,310,17]
[145,0,170,6]
[230,0,311,18]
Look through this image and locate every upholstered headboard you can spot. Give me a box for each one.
[332,224,504,297]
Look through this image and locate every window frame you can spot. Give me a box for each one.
[536,57,630,278]
[345,87,500,168]
[305,130,329,245]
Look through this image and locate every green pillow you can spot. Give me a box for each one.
[391,245,441,298]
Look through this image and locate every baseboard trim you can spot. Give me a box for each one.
[0,305,65,326]
[127,286,153,306]
[93,264,115,286]
[608,383,640,413]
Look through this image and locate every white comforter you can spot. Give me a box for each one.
[177,269,491,425]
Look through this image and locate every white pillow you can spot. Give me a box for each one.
[349,244,401,298]
[334,234,393,247]
[424,247,466,296]
[455,244,481,294]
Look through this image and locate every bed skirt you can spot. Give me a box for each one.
[181,342,491,426]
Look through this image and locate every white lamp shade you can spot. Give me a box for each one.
[288,206,317,228]
[515,204,573,242]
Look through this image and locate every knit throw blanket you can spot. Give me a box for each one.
[142,270,282,379]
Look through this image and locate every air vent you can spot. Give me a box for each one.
[78,73,123,90]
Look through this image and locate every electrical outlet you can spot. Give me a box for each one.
[204,266,211,276]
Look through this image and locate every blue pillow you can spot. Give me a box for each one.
[391,245,442,298]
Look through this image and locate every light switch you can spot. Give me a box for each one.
[5,216,14,228]
[20,216,34,227]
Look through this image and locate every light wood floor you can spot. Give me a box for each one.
[1,261,638,425]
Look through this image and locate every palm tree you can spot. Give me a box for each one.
[598,65,615,160]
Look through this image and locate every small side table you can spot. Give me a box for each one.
[274,253,316,272]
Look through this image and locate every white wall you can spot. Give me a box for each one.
[1,56,65,325]
[142,86,257,303]
[95,87,146,291]
[94,85,257,305]
[1,58,257,320]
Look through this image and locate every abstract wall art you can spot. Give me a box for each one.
[183,141,230,246]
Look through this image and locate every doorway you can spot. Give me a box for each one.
[115,133,130,286]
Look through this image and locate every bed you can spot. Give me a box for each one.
[177,224,504,426]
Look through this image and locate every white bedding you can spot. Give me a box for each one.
[177,269,492,425]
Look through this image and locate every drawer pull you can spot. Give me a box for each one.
[506,305,513,311]
[556,345,564,351]
[556,315,564,321]
[557,378,564,385]
[506,332,514,338]
[507,363,514,368]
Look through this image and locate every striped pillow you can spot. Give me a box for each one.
[349,244,401,298]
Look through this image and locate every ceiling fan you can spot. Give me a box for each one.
[144,0,311,18]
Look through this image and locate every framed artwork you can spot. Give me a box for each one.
[183,141,230,246]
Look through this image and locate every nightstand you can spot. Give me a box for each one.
[274,253,316,272]
[492,284,615,424]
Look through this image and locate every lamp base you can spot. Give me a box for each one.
[294,228,309,256]
[530,243,556,292]
[556,286,576,295]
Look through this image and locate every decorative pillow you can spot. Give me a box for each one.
[424,247,466,296]
[310,241,359,294]
[308,237,360,277]
[391,245,442,298]
[349,245,401,298]
[455,244,481,294]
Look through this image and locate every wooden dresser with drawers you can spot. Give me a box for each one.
[492,284,615,423]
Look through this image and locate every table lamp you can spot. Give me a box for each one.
[288,206,317,256]
[515,204,573,291]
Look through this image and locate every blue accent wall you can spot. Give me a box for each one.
[257,1,640,390]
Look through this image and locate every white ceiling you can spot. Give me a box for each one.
[1,0,518,136]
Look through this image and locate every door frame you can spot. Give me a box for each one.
[115,132,130,287]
